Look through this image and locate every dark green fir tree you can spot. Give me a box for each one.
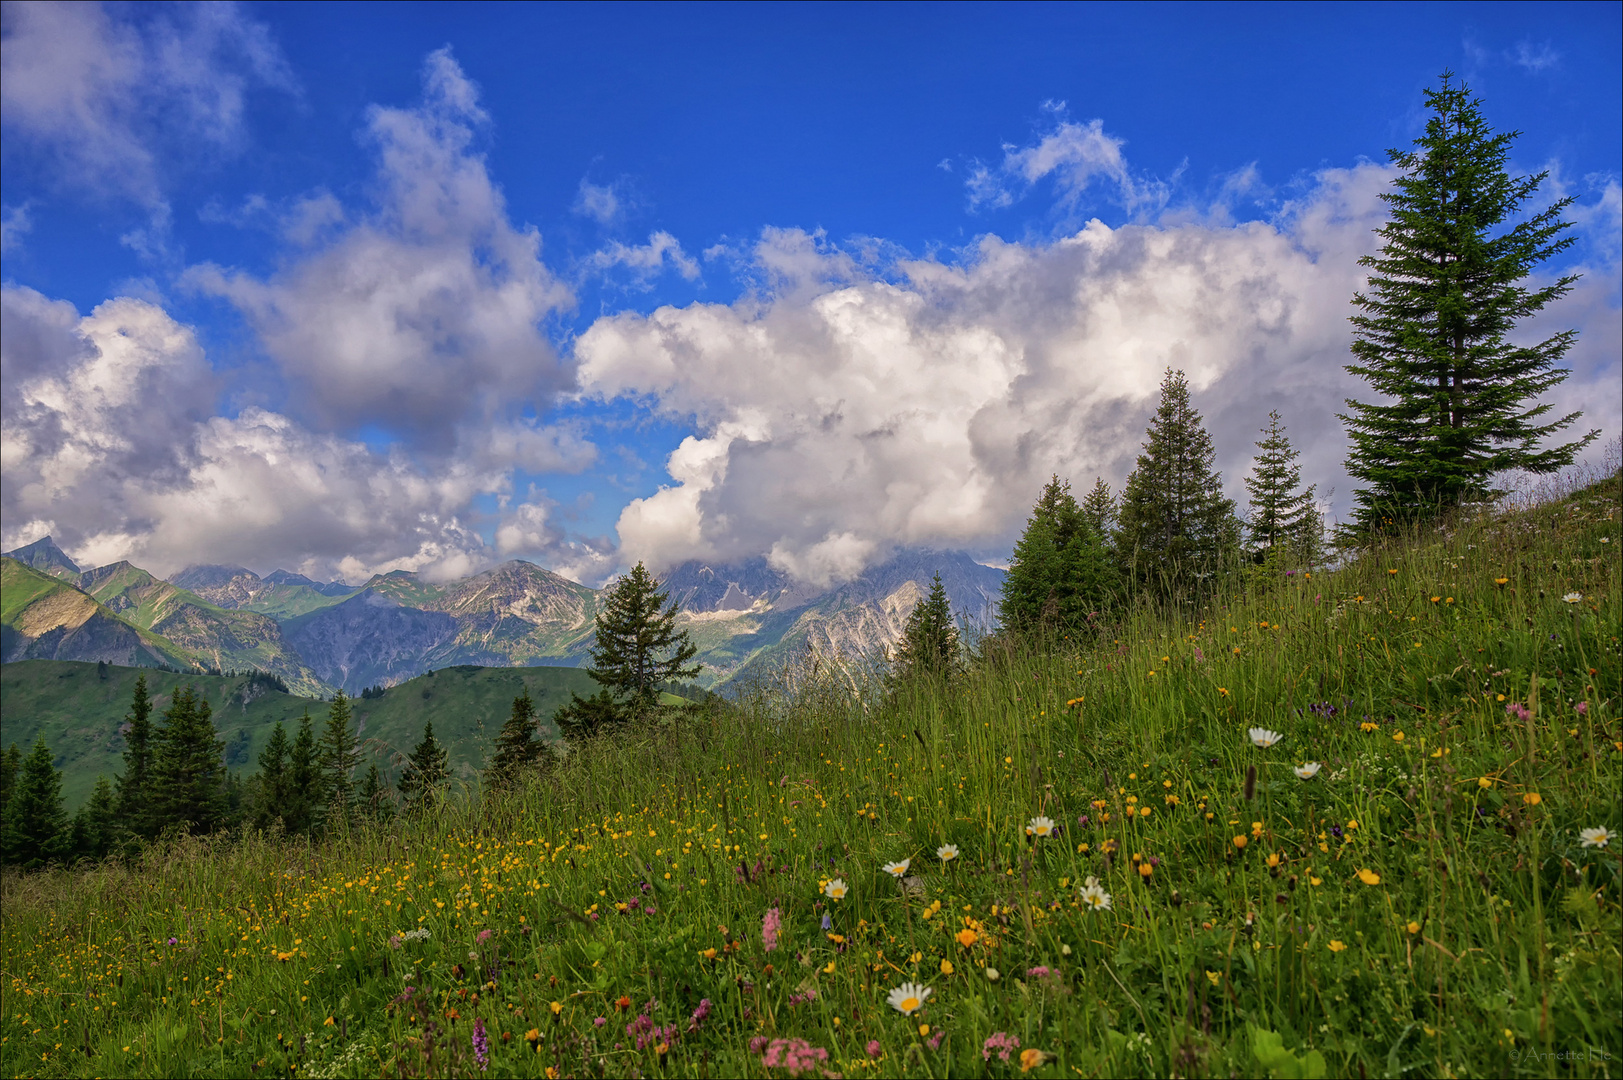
[318,692,360,833]
[1,738,70,868]
[1117,369,1241,601]
[1342,72,1597,531]
[1243,410,1320,561]
[486,689,555,789]
[114,673,156,840]
[398,721,449,813]
[150,686,226,835]
[892,573,960,683]
[250,721,291,831]
[1002,476,1117,639]
[284,710,320,835]
[554,562,699,738]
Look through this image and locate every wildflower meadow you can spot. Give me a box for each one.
[2,473,1618,1078]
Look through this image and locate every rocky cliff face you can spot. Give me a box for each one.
[171,565,353,619]
[281,591,464,692]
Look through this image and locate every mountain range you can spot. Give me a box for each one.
[1,535,1005,695]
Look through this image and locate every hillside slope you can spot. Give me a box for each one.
[0,661,603,806]
[74,562,329,695]
[170,564,354,620]
[0,559,192,672]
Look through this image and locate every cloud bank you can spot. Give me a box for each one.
[580,148,1620,585]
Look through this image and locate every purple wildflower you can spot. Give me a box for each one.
[928,1030,945,1050]
[983,1032,1020,1061]
[593,1016,606,1028]
[821,913,832,931]
[762,906,783,952]
[472,1019,489,1071]
[866,1040,881,1058]
[687,998,712,1033]
[475,929,491,944]
[761,1037,830,1076]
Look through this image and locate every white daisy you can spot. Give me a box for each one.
[1079,876,1112,911]
[1249,727,1284,748]
[936,843,960,862]
[1563,592,1583,603]
[1579,826,1614,849]
[1026,815,1057,838]
[823,878,849,900]
[881,859,911,878]
[886,981,932,1014]
[1294,762,1322,779]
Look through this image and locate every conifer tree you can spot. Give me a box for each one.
[1342,73,1596,531]
[251,721,291,831]
[115,673,156,839]
[892,573,960,683]
[284,710,320,835]
[357,763,392,822]
[0,743,20,814]
[555,563,699,738]
[487,689,555,789]
[150,686,226,835]
[1244,410,1320,561]
[1,739,70,868]
[398,721,449,812]
[1080,477,1119,552]
[1001,476,1117,639]
[71,776,119,861]
[1117,369,1241,601]
[589,562,700,711]
[318,692,360,832]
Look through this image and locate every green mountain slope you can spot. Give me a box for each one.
[169,564,354,620]
[73,562,330,696]
[0,661,606,807]
[0,559,193,672]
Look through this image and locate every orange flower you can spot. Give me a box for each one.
[1233,835,1248,849]
[1523,792,1542,806]
[615,995,632,1011]
[956,928,978,948]
[1356,868,1381,886]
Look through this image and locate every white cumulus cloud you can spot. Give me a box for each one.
[188,47,575,453]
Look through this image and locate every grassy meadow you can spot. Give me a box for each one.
[1,472,1618,1079]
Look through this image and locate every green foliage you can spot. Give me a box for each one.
[150,685,226,835]
[891,573,960,683]
[1343,73,1597,533]
[284,710,320,835]
[485,690,555,789]
[1118,369,1241,601]
[588,562,701,713]
[1001,475,1117,638]
[357,763,393,823]
[397,721,449,813]
[1251,1026,1328,1079]
[115,673,156,840]
[317,691,360,832]
[1244,410,1321,563]
[249,721,291,831]
[70,775,119,862]
[0,738,69,868]
[0,743,20,812]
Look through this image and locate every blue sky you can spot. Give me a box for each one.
[3,1,1619,585]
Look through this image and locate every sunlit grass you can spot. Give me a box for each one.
[3,471,1619,1078]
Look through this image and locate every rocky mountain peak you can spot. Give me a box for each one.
[1,536,80,580]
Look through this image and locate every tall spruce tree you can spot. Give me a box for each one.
[1,739,70,868]
[284,710,320,835]
[1244,410,1320,561]
[555,563,699,738]
[357,764,392,822]
[892,573,960,683]
[1001,476,1117,639]
[1342,73,1596,531]
[115,673,156,840]
[398,721,449,812]
[71,775,119,861]
[487,689,554,789]
[1117,369,1240,601]
[150,686,227,835]
[251,721,291,830]
[318,692,360,832]
[0,743,20,814]
[1080,477,1119,552]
